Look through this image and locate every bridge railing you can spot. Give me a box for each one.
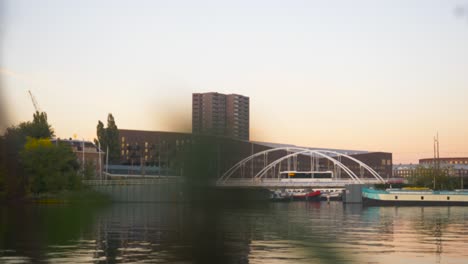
[83,177,182,186]
[216,178,383,188]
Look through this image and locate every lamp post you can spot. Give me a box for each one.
[98,140,102,181]
[106,145,109,180]
[82,139,85,178]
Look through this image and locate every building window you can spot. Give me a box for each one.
[421,196,424,200]
[122,137,125,142]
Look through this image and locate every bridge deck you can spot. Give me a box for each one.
[216,179,384,188]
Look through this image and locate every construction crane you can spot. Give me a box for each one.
[28,90,41,112]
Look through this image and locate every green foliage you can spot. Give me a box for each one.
[0,143,5,198]
[407,166,458,190]
[94,121,106,149]
[95,114,120,164]
[2,111,55,153]
[107,114,120,163]
[20,137,80,194]
[0,111,81,200]
[0,112,53,199]
[7,112,54,143]
[31,111,55,138]
[83,160,96,180]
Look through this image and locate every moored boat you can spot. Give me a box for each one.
[362,188,468,206]
[269,189,292,202]
[320,191,342,201]
[287,189,321,200]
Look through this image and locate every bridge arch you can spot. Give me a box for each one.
[217,147,386,185]
[252,149,363,184]
[315,150,386,183]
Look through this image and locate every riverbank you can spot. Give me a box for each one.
[1,188,111,205]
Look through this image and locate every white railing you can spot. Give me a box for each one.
[216,179,383,188]
[83,176,181,186]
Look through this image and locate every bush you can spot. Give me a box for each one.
[21,137,80,194]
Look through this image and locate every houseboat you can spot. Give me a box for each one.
[362,188,468,205]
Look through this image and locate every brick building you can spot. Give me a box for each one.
[51,138,105,177]
[118,129,393,179]
[393,157,468,181]
[192,92,249,140]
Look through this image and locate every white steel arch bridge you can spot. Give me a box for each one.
[216,147,388,188]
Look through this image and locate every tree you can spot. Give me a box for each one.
[21,137,80,194]
[31,111,54,138]
[407,166,458,190]
[83,160,96,180]
[9,112,55,141]
[1,125,29,199]
[2,111,54,149]
[0,137,5,198]
[0,111,62,199]
[106,114,120,163]
[95,114,120,164]
[94,121,106,150]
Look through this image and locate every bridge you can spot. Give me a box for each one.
[216,147,391,188]
[84,147,399,201]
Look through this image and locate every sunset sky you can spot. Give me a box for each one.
[2,0,468,163]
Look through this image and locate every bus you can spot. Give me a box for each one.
[279,171,334,182]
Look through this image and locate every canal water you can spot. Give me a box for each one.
[1,201,468,263]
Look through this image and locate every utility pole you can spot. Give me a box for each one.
[433,133,440,190]
[82,139,85,178]
[158,138,161,176]
[433,135,436,190]
[98,141,102,181]
[251,142,254,177]
[106,146,109,180]
[437,133,440,170]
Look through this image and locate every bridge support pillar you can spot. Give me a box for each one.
[343,184,370,204]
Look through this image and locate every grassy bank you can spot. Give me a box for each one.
[30,188,111,205]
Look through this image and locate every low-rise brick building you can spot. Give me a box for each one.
[118,129,393,179]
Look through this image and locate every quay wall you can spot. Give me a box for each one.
[88,180,184,202]
[86,179,271,202]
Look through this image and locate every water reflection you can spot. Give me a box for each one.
[2,202,468,263]
[0,204,100,263]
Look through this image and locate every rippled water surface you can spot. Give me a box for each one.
[1,202,468,263]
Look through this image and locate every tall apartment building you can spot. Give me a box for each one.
[226,94,249,140]
[192,92,249,140]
